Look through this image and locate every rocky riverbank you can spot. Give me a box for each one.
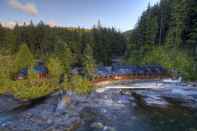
[1,81,197,131]
[0,95,24,113]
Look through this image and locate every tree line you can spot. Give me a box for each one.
[0,21,127,66]
[126,0,197,80]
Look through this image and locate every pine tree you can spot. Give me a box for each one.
[15,43,34,71]
[0,24,6,53]
[82,44,96,80]
[58,44,73,74]
[4,30,17,54]
[166,0,188,47]
[47,57,64,78]
[185,0,197,56]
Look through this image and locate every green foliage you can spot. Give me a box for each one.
[0,79,58,100]
[127,0,197,80]
[0,79,12,94]
[15,43,34,71]
[0,21,127,66]
[3,30,17,54]
[57,44,73,74]
[0,55,60,100]
[62,75,71,90]
[70,75,93,95]
[82,44,96,80]
[126,51,144,66]
[0,53,93,99]
[0,21,127,99]
[11,80,58,100]
[47,57,64,78]
[0,55,15,79]
[92,26,126,65]
[143,46,194,80]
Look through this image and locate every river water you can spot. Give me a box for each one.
[78,82,197,131]
[1,81,197,131]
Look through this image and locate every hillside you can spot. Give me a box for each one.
[125,0,197,80]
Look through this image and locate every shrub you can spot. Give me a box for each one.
[82,44,96,80]
[15,43,34,72]
[6,80,59,100]
[70,75,92,95]
[125,50,144,66]
[0,55,15,79]
[0,79,13,94]
[0,76,59,100]
[143,46,195,80]
[47,57,64,79]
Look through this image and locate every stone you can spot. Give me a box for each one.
[47,119,53,124]
[90,122,104,129]
[103,126,116,131]
[63,96,72,105]
[56,96,72,112]
[80,107,98,123]
[0,95,23,112]
[64,118,81,131]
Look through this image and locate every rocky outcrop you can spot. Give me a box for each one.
[0,94,24,113]
[1,82,197,131]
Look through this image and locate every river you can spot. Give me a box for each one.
[0,81,197,131]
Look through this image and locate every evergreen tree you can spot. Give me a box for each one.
[58,44,73,74]
[4,30,17,54]
[0,21,127,65]
[47,57,64,78]
[185,0,197,56]
[15,43,34,71]
[82,44,96,80]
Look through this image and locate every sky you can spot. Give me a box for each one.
[0,0,160,31]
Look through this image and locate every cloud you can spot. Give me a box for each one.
[149,0,160,6]
[47,21,57,27]
[8,0,38,16]
[1,21,16,29]
[1,21,30,29]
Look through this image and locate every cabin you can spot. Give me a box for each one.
[33,60,48,79]
[16,67,28,80]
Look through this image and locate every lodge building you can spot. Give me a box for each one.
[93,65,169,83]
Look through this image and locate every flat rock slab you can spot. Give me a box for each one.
[0,95,23,113]
[0,93,82,131]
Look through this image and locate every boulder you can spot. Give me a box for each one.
[56,96,72,112]
[90,122,104,129]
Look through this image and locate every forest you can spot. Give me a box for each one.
[0,21,126,66]
[126,0,197,80]
[0,21,127,99]
[1,0,197,99]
